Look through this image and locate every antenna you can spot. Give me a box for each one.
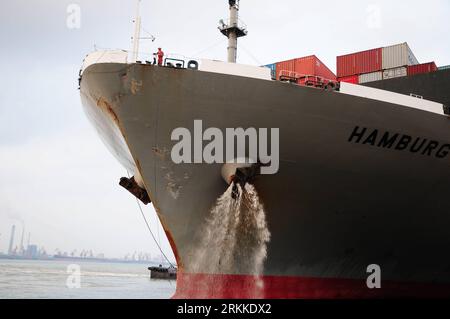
[218,0,247,63]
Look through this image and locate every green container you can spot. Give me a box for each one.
[438,65,450,71]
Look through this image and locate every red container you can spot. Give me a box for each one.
[337,75,359,84]
[276,55,336,81]
[276,59,297,80]
[337,48,382,78]
[407,62,437,76]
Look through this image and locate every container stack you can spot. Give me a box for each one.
[276,55,336,81]
[382,43,418,81]
[265,55,336,84]
[337,48,382,84]
[407,62,437,76]
[337,42,438,84]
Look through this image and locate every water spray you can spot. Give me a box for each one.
[187,159,271,297]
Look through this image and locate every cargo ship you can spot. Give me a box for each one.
[79,1,450,298]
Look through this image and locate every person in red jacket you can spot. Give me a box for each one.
[157,48,164,66]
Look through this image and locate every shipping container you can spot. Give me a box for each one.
[311,57,337,80]
[264,63,277,79]
[358,71,383,84]
[336,48,382,78]
[337,75,359,84]
[383,67,407,80]
[276,55,336,81]
[382,43,419,70]
[438,65,450,71]
[276,59,296,80]
[407,62,437,76]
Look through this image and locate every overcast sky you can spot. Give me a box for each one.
[1,0,449,259]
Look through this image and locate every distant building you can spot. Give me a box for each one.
[26,245,38,259]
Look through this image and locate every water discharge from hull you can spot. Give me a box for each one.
[185,182,271,298]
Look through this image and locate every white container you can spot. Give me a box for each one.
[382,43,419,70]
[383,67,407,80]
[358,71,383,83]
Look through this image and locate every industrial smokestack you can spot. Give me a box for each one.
[20,223,25,255]
[8,225,16,255]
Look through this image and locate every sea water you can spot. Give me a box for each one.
[0,259,175,299]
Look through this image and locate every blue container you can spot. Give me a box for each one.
[264,63,277,79]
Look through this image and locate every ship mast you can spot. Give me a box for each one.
[132,0,142,62]
[219,0,248,63]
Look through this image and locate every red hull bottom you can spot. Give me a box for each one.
[173,273,450,299]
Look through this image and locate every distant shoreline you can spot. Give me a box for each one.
[0,254,174,266]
